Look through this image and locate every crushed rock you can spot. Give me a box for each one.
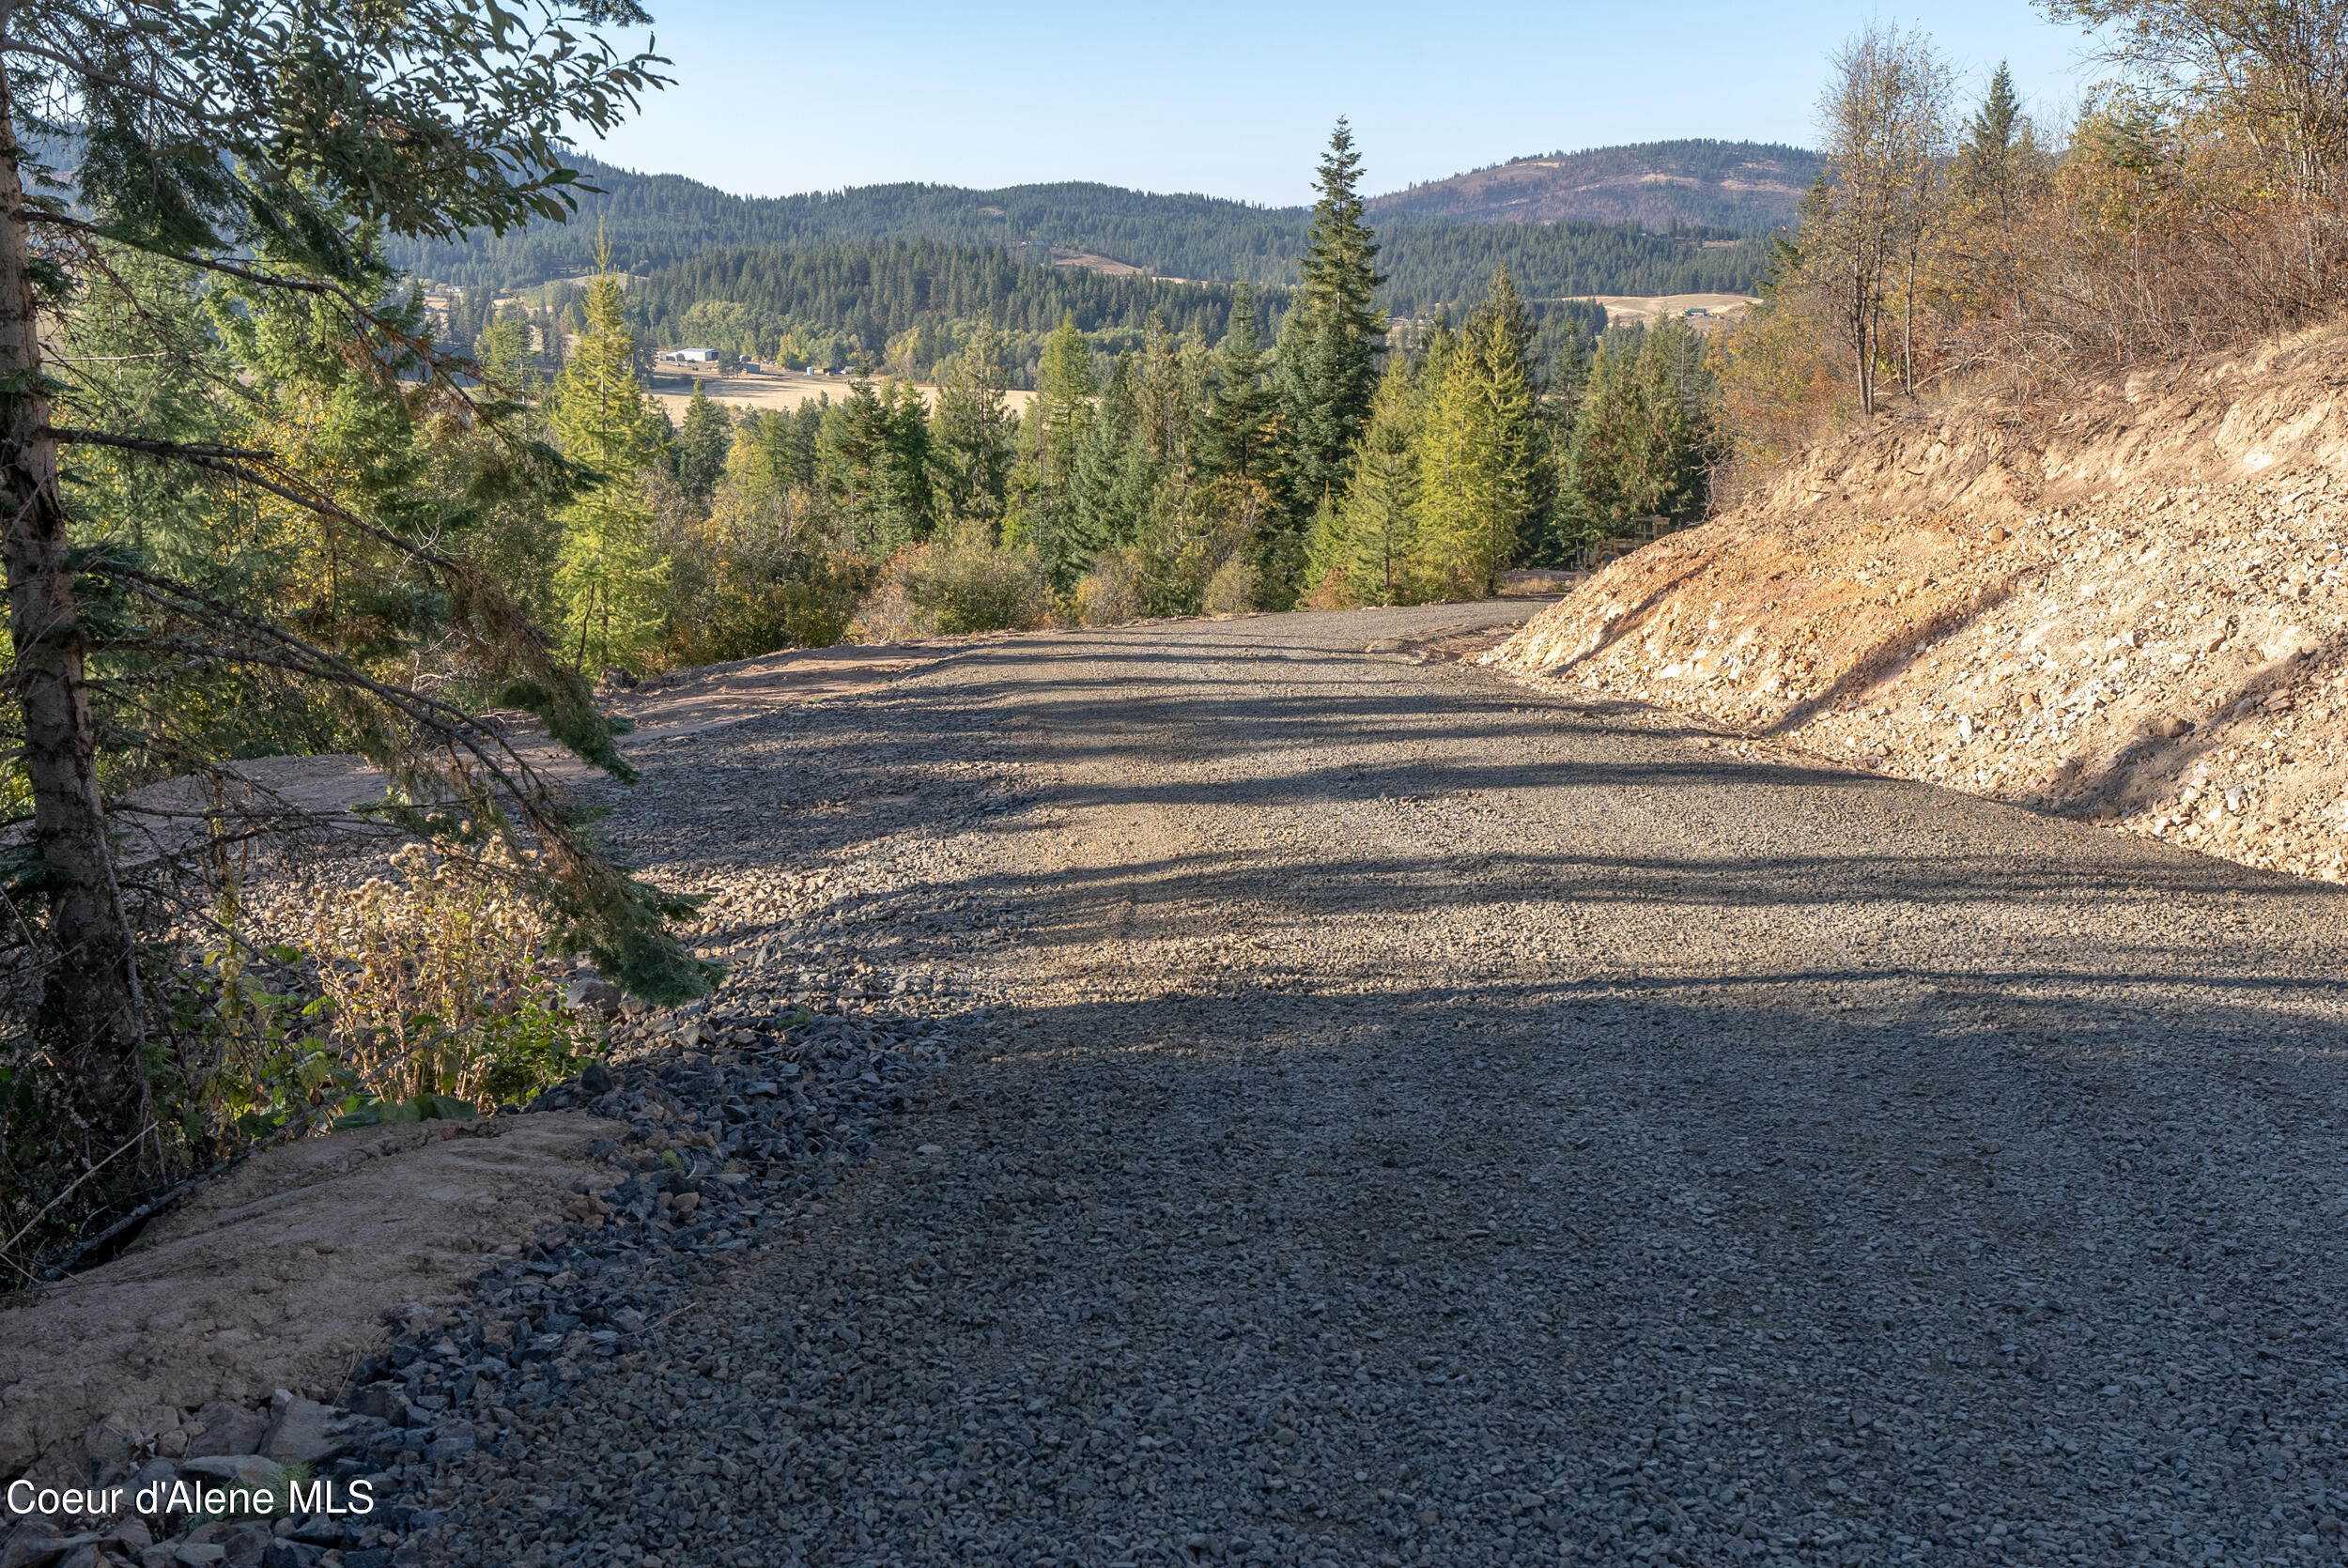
[1490,325,2348,881]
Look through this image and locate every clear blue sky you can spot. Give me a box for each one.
[579,2,2102,207]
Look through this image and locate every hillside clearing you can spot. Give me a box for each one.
[646,367,1039,422]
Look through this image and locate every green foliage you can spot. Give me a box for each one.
[1321,358,1424,605]
[929,320,1018,525]
[1563,315,1718,540]
[389,149,1789,311]
[1413,270,1540,599]
[672,382,734,504]
[1276,120,1387,515]
[630,239,1255,380]
[550,273,670,672]
[1197,284,1283,490]
[856,522,1051,639]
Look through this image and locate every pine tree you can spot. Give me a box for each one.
[550,272,669,672]
[1275,119,1386,511]
[1068,352,1154,562]
[1966,62,2021,174]
[822,377,934,558]
[1413,270,1537,598]
[1329,357,1422,604]
[1035,313,1098,491]
[673,380,734,504]
[1564,315,1712,534]
[1199,284,1281,488]
[931,319,1017,527]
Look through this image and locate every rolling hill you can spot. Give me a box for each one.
[1368,140,1823,230]
[387,143,1798,323]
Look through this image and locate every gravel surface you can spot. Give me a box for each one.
[398,603,2348,1567]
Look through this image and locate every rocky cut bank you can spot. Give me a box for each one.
[1489,324,2348,882]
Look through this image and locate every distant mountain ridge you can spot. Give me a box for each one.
[385,155,1310,295]
[1369,140,1823,230]
[386,142,1797,308]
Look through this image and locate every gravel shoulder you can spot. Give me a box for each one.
[259,605,2348,1566]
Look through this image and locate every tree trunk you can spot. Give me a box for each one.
[0,63,148,1148]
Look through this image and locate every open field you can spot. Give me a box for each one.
[1585,290,1758,326]
[647,368,1039,423]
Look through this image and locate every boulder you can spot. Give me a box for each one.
[258,1401,340,1466]
[183,1405,267,1460]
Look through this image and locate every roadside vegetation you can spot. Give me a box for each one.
[1716,3,2348,494]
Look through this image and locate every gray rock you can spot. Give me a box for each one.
[126,1462,176,1509]
[421,1431,472,1463]
[216,1526,270,1568]
[0,1526,88,1568]
[182,1405,268,1460]
[257,1402,338,1467]
[564,979,624,1021]
[177,1457,277,1490]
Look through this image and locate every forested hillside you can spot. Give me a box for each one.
[628,239,1254,366]
[389,147,1786,310]
[1380,220,1770,312]
[1369,140,1825,228]
[387,157,1311,291]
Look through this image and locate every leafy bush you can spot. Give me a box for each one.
[1202,555,1258,616]
[1074,548,1145,625]
[852,523,1050,639]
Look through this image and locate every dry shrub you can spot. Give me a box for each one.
[1297,565,1361,612]
[849,561,924,643]
[306,838,591,1110]
[1202,555,1257,616]
[1074,548,1145,626]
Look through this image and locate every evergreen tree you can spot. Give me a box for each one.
[1564,315,1713,534]
[1275,119,1386,510]
[931,319,1018,527]
[1035,313,1099,488]
[1965,62,2021,176]
[821,377,934,558]
[550,272,670,672]
[1068,352,1155,561]
[673,381,734,504]
[1199,284,1281,488]
[1329,357,1424,605]
[1413,270,1537,598]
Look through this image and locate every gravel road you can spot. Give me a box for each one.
[424,602,2348,1568]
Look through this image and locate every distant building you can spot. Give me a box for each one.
[657,347,719,366]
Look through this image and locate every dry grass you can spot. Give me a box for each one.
[646,368,1037,423]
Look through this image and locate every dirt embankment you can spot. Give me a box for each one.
[1490,325,2348,881]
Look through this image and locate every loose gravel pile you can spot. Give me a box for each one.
[20,601,2348,1568]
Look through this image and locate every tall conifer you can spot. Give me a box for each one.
[1275,119,1386,511]
[673,381,734,504]
[1330,358,1423,604]
[550,272,669,672]
[1200,285,1280,487]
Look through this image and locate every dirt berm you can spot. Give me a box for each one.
[1491,324,2348,880]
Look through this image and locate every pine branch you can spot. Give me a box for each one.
[41,427,272,462]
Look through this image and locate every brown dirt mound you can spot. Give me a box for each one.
[1490,324,2348,880]
[0,1112,618,1490]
